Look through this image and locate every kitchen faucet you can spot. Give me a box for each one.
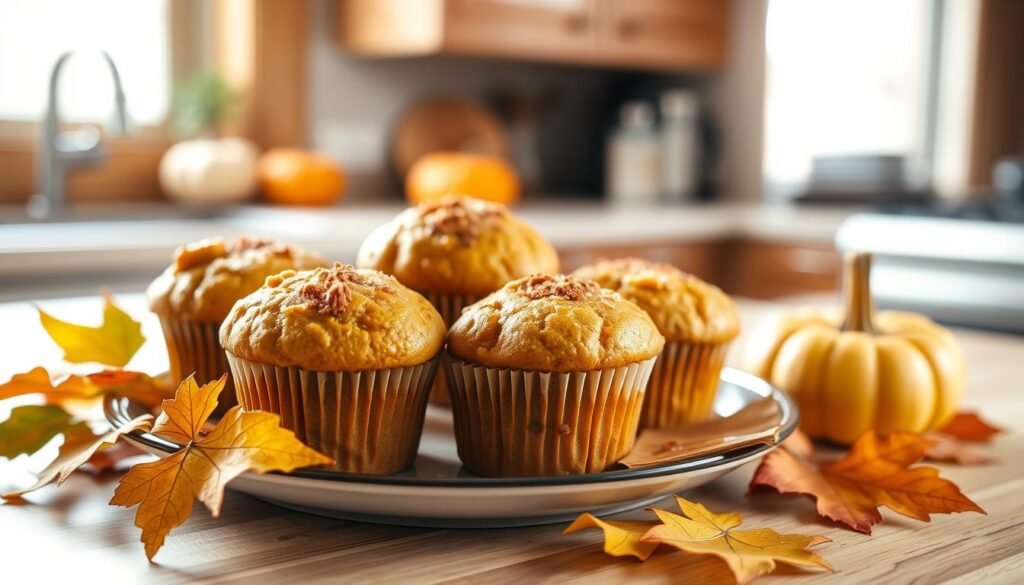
[29,50,130,217]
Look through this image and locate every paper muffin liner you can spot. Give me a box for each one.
[158,317,236,416]
[420,292,481,407]
[226,353,439,475]
[444,355,657,477]
[640,340,730,429]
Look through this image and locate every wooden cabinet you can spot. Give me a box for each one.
[723,241,841,300]
[599,0,727,71]
[336,0,729,71]
[557,238,840,300]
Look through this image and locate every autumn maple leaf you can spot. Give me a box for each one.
[642,497,833,585]
[110,374,334,560]
[750,431,985,534]
[939,412,1003,443]
[563,513,660,561]
[37,292,145,369]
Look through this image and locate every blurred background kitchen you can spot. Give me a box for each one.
[1,0,1022,332]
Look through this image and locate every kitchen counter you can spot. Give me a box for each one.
[1,293,1022,584]
[0,202,858,300]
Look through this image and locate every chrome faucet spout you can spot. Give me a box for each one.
[31,50,131,217]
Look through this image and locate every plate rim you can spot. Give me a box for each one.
[105,367,797,489]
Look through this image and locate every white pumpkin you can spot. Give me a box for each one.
[159,137,259,203]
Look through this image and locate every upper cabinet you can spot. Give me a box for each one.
[336,0,729,72]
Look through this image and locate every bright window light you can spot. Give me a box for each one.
[0,0,169,126]
[763,0,932,194]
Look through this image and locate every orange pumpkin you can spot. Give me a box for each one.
[259,148,345,206]
[406,152,520,205]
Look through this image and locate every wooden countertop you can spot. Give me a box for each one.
[1,295,1022,584]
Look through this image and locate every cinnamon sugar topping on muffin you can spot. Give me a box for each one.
[514,274,602,301]
[230,236,293,256]
[421,196,504,245]
[298,262,380,316]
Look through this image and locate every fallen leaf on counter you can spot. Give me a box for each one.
[4,415,153,498]
[0,367,168,410]
[642,497,833,585]
[0,367,94,402]
[110,374,333,560]
[37,292,145,368]
[924,433,996,465]
[939,412,1003,443]
[750,431,985,534]
[562,513,659,561]
[0,404,74,459]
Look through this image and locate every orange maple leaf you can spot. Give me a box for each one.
[939,412,1003,443]
[642,497,833,585]
[0,367,168,409]
[750,431,985,533]
[563,513,659,561]
[110,374,334,560]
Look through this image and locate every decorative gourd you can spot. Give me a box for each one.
[406,152,520,205]
[744,252,965,444]
[258,148,346,206]
[159,137,259,204]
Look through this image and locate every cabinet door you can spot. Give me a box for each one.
[598,0,728,71]
[726,241,840,300]
[443,0,598,64]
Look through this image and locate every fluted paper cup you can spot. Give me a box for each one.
[158,317,236,416]
[640,341,729,429]
[227,353,439,475]
[420,292,481,407]
[445,355,657,477]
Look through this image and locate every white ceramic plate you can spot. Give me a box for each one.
[105,367,796,528]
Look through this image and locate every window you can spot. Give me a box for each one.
[763,0,936,197]
[0,0,170,128]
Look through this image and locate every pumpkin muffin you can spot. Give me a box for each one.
[356,194,559,405]
[445,274,664,477]
[573,258,740,428]
[147,237,325,415]
[220,263,446,474]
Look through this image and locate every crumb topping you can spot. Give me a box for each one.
[420,196,504,246]
[297,263,390,316]
[230,236,293,257]
[514,274,601,301]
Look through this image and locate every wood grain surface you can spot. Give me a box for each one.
[1,295,1022,584]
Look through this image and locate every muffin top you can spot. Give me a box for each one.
[447,274,664,372]
[572,257,740,344]
[356,195,559,296]
[147,237,327,322]
[219,263,445,371]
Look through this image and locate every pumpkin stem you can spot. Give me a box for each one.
[841,252,875,334]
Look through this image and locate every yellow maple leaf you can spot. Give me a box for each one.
[4,414,153,498]
[642,497,833,585]
[562,513,659,561]
[110,374,334,560]
[38,292,145,368]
